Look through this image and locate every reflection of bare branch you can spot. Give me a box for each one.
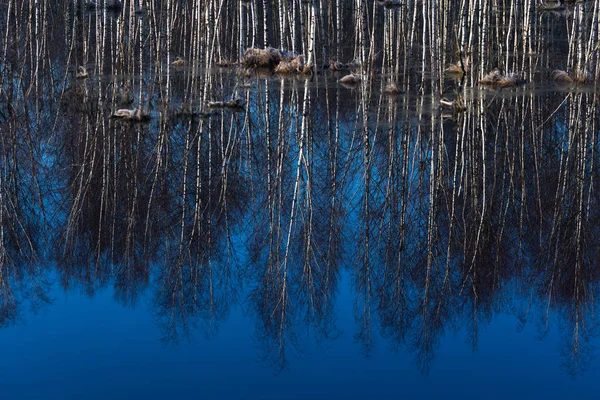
[0,87,48,328]
[247,79,343,370]
[3,0,600,379]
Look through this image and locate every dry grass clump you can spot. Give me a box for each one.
[299,64,315,75]
[552,69,593,85]
[328,60,344,71]
[573,71,593,84]
[480,69,526,88]
[479,69,503,85]
[383,83,402,94]
[328,60,360,72]
[241,47,312,76]
[274,55,305,74]
[552,69,574,83]
[339,73,361,85]
[445,62,468,76]
[171,57,185,67]
[241,48,284,69]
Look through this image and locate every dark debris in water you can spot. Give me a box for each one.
[111,107,151,122]
[207,98,245,110]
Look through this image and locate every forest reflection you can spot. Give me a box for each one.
[1,0,600,376]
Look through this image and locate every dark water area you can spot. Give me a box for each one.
[1,0,600,398]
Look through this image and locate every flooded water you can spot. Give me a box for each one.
[1,0,600,398]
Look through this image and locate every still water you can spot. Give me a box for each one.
[1,0,600,398]
[1,269,599,399]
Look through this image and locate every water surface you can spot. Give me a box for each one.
[1,0,600,398]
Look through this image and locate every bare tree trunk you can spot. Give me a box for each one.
[263,0,271,47]
[239,1,247,60]
[336,0,341,60]
[307,1,316,67]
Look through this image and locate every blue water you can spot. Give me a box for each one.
[2,1,600,397]
[1,268,598,400]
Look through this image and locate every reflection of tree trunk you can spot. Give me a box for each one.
[0,120,46,327]
[5,0,600,377]
[326,81,341,298]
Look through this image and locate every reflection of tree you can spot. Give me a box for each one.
[153,77,247,342]
[2,0,600,378]
[376,99,412,351]
[346,75,600,374]
[527,92,600,376]
[0,93,49,328]
[247,79,341,370]
[53,103,151,299]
